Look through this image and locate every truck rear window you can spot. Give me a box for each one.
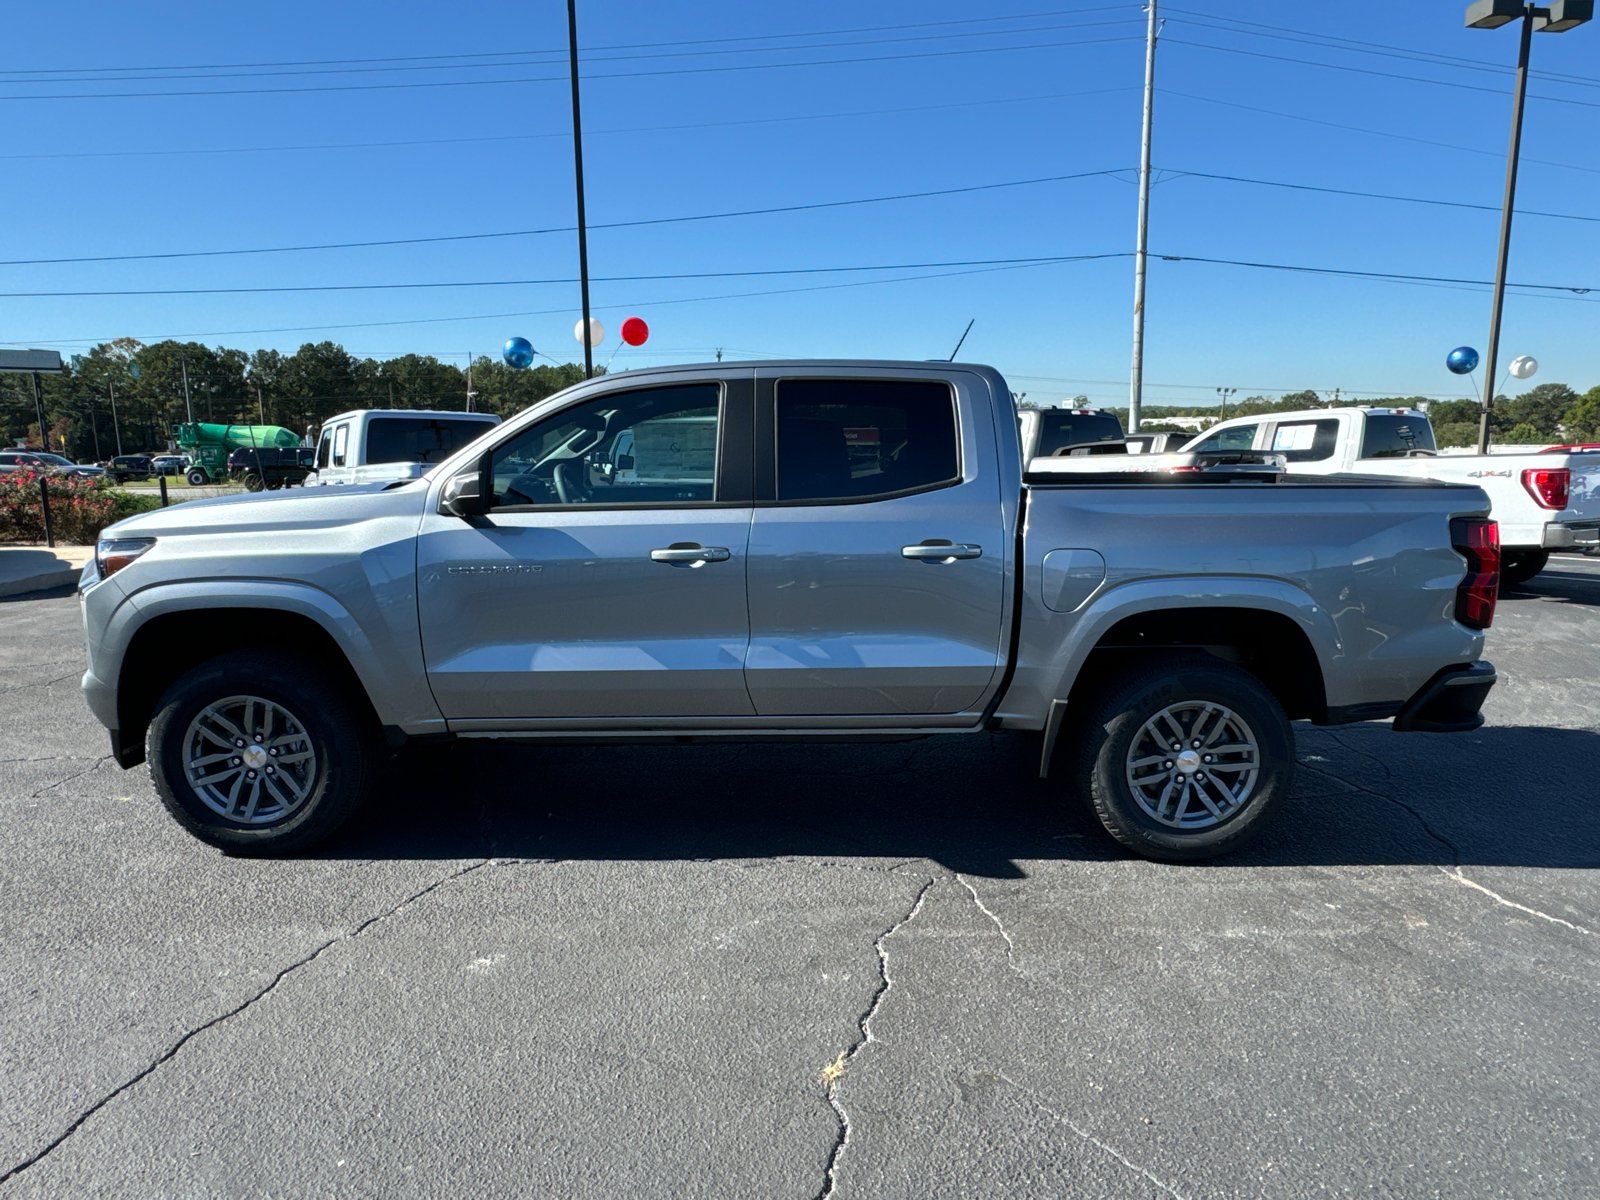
[1035,411,1124,456]
[367,417,497,465]
[1360,414,1436,458]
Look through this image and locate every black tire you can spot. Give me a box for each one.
[1501,549,1549,586]
[243,471,265,492]
[1066,654,1295,862]
[266,479,283,490]
[147,650,377,855]
[186,468,208,487]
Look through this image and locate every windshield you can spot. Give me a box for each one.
[1034,410,1124,456]
[366,417,498,465]
[1360,414,1437,458]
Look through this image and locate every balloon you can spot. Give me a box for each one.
[502,337,534,369]
[574,317,605,348]
[620,316,649,346]
[1446,346,1479,375]
[1509,355,1538,380]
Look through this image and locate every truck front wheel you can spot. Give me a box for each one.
[147,650,377,855]
[186,468,208,486]
[1068,654,1294,862]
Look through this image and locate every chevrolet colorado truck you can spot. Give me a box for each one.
[79,361,1501,862]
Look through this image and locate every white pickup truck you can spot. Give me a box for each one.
[308,408,501,488]
[1179,407,1600,582]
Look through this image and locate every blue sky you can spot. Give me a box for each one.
[2,1,1596,407]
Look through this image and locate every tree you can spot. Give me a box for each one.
[1563,386,1600,441]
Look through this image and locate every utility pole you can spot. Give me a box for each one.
[257,385,266,424]
[86,396,101,459]
[387,380,394,410]
[31,371,47,450]
[466,358,476,412]
[180,359,194,423]
[567,0,594,379]
[108,381,123,456]
[1127,0,1159,435]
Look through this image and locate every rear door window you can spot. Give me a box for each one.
[1360,415,1437,458]
[1187,423,1259,454]
[1034,410,1124,456]
[331,424,349,467]
[316,429,332,469]
[774,379,959,502]
[1270,419,1340,462]
[366,417,497,466]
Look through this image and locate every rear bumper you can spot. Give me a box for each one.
[1392,660,1496,734]
[1548,521,1600,549]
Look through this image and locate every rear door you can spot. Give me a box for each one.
[744,371,1007,717]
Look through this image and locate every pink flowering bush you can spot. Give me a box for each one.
[0,469,158,544]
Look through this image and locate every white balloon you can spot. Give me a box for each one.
[574,317,606,348]
[1509,355,1538,380]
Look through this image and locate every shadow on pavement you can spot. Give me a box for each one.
[318,722,1600,877]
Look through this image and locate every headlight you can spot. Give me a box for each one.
[96,536,156,579]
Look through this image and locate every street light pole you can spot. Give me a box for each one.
[1478,7,1534,454]
[1466,0,1592,454]
[567,0,594,380]
[1128,0,1159,435]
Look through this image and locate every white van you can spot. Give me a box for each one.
[309,409,501,487]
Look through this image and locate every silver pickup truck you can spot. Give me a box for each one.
[79,361,1500,862]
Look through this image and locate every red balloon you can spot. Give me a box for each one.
[620,316,649,346]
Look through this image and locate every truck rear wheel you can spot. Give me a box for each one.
[1501,549,1548,586]
[242,471,265,492]
[147,650,377,855]
[1067,654,1294,862]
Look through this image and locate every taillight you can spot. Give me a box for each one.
[1521,467,1569,510]
[1449,518,1499,630]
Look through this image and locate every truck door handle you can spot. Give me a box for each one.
[902,542,983,562]
[650,543,731,565]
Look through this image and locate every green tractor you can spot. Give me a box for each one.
[175,423,302,486]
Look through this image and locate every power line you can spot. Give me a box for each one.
[1162,34,1600,110]
[0,32,1145,102]
[1160,88,1600,177]
[0,85,1139,163]
[0,170,1129,267]
[0,254,1131,297]
[1155,253,1595,296]
[1163,169,1600,224]
[0,16,1141,87]
[1161,7,1600,90]
[0,7,1117,77]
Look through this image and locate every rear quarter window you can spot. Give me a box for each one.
[1360,415,1437,458]
[1035,411,1124,456]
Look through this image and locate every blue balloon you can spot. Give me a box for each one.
[503,336,535,369]
[1446,346,1479,375]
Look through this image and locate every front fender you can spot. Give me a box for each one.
[102,579,445,734]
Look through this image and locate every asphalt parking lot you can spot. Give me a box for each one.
[2,557,1597,1199]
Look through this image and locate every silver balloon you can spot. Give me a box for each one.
[1509,355,1538,380]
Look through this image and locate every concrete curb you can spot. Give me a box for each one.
[0,546,94,598]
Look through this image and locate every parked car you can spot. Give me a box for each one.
[0,450,104,478]
[1017,406,1126,458]
[227,445,317,491]
[1174,407,1600,583]
[149,455,188,477]
[108,455,153,483]
[81,361,1500,862]
[307,408,500,488]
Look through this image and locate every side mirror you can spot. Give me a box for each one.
[440,461,489,518]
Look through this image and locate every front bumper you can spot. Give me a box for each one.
[1392,660,1497,734]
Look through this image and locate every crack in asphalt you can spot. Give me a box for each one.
[1439,867,1596,937]
[0,858,492,1186]
[956,874,1025,976]
[815,875,936,1200]
[0,670,81,696]
[993,1071,1191,1200]
[1311,735,1595,943]
[26,755,112,800]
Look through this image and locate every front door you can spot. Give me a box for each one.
[744,374,1008,717]
[417,378,756,721]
